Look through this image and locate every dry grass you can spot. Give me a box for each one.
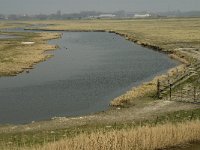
[0,21,28,29]
[7,120,199,150]
[0,32,61,76]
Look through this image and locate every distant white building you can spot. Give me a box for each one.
[98,14,116,18]
[88,14,116,19]
[134,13,151,18]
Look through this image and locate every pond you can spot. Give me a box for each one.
[0,31,179,124]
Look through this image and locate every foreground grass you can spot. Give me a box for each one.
[1,108,200,149]
[33,120,200,150]
[3,119,200,150]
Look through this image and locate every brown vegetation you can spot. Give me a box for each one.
[9,120,200,150]
[0,31,61,76]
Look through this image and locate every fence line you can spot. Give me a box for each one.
[157,61,200,103]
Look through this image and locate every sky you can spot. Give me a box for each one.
[0,0,200,15]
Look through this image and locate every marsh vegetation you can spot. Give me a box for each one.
[0,18,200,149]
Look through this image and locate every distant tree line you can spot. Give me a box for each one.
[0,10,200,20]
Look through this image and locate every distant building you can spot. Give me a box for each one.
[88,14,116,19]
[134,13,151,18]
[99,14,116,18]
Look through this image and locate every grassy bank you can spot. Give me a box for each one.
[1,108,200,149]
[0,109,200,150]
[0,30,61,76]
[29,120,200,150]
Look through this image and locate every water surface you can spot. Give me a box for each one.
[0,31,179,124]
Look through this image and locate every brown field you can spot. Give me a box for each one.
[0,18,200,150]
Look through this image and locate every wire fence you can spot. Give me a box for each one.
[164,85,200,103]
[156,61,200,103]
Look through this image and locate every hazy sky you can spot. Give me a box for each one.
[0,0,200,15]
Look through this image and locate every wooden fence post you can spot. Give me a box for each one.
[194,86,196,102]
[157,79,160,99]
[170,83,172,101]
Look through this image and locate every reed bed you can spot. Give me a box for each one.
[6,120,199,150]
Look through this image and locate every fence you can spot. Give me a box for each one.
[164,84,200,103]
[157,61,200,103]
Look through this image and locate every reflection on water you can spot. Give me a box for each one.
[0,31,179,124]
